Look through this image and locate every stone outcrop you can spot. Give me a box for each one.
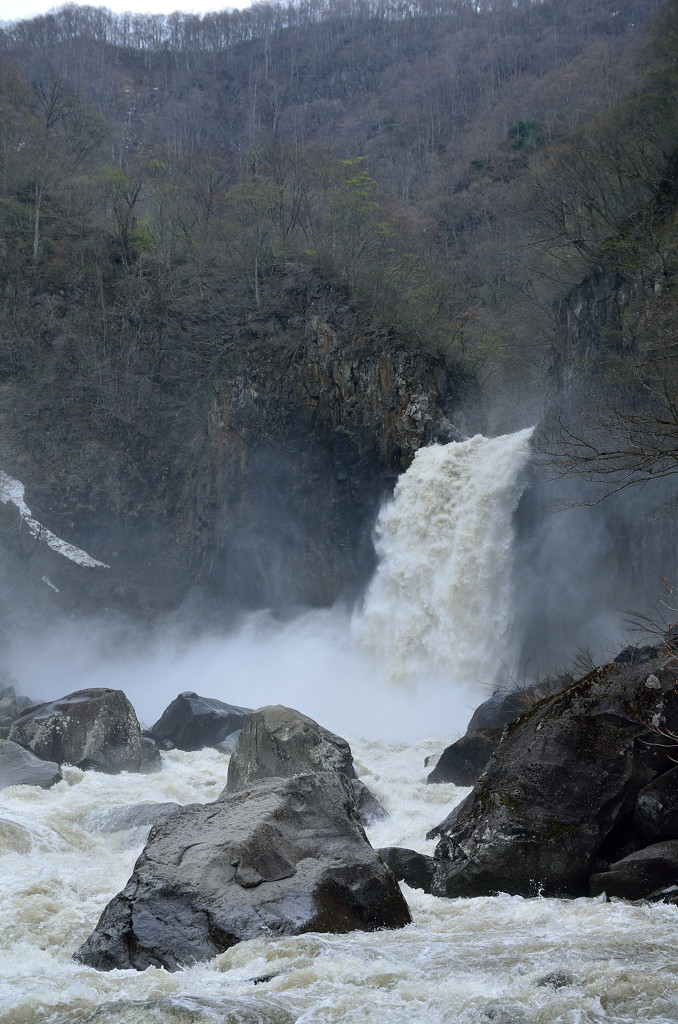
[149,692,251,752]
[0,269,478,622]
[0,738,61,789]
[589,840,678,901]
[430,656,678,899]
[75,772,410,971]
[8,688,142,774]
[0,681,33,739]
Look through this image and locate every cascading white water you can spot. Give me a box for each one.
[353,428,534,686]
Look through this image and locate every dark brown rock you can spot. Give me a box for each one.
[74,772,411,971]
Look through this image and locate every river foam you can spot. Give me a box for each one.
[2,743,678,1024]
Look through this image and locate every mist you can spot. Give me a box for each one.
[3,606,488,744]
[4,433,671,748]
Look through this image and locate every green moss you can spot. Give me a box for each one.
[540,821,577,843]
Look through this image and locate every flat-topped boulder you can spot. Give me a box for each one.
[149,692,252,751]
[8,688,142,774]
[75,772,410,972]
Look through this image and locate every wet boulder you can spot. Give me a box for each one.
[0,738,61,789]
[8,688,142,774]
[589,840,678,901]
[377,847,436,892]
[352,778,388,824]
[224,704,356,794]
[427,727,503,786]
[139,733,163,774]
[223,704,384,826]
[74,772,411,972]
[431,659,678,898]
[149,692,251,752]
[466,676,569,732]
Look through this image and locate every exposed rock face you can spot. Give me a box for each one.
[0,270,478,621]
[75,772,411,972]
[431,657,678,898]
[0,738,61,790]
[224,704,356,794]
[352,778,388,824]
[149,692,251,752]
[185,277,477,610]
[8,688,142,774]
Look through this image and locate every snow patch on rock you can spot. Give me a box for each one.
[0,470,109,569]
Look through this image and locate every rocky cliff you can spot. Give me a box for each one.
[0,268,479,628]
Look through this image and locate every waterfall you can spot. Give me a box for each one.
[353,428,534,686]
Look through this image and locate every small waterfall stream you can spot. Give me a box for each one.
[354,428,534,687]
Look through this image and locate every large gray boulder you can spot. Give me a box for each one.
[74,772,411,972]
[8,688,142,774]
[224,704,356,794]
[0,738,61,789]
[431,658,678,898]
[149,692,252,752]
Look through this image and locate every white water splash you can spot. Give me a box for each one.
[353,429,534,686]
[0,470,109,569]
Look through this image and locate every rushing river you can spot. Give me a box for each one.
[2,431,677,1022]
[3,740,678,1024]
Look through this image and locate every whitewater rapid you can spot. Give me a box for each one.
[3,743,678,1024]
